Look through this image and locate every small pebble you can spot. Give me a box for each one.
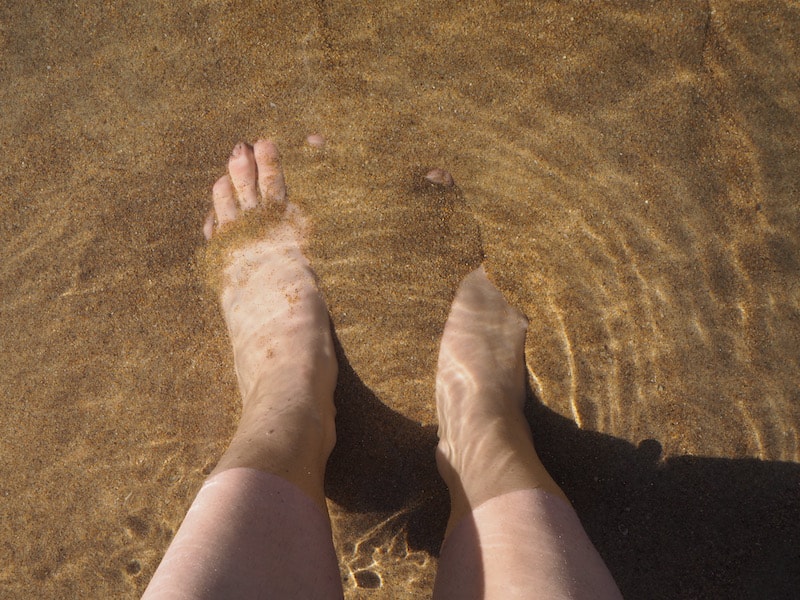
[306,134,325,148]
[425,168,454,187]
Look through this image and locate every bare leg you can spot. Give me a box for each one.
[143,140,342,599]
[433,267,621,599]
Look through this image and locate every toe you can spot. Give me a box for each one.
[254,139,287,203]
[228,142,260,210]
[212,175,238,229]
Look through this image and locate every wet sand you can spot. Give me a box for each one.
[1,1,799,598]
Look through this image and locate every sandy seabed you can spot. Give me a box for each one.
[1,2,799,598]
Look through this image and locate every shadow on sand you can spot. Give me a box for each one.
[325,341,800,599]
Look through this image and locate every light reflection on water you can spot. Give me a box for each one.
[293,2,800,596]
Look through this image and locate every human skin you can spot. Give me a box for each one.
[144,139,620,599]
[204,139,338,512]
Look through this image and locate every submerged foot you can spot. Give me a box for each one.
[435,266,567,534]
[204,140,337,509]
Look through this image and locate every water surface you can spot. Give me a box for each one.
[1,1,798,598]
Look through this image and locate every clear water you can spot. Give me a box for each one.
[0,1,798,598]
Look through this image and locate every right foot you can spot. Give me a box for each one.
[204,140,337,509]
[435,266,567,534]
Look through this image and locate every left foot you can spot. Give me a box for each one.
[204,140,337,509]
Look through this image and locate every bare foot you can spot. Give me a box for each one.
[435,266,567,535]
[204,140,337,510]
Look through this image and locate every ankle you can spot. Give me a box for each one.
[241,386,336,450]
[436,413,567,512]
[214,403,335,505]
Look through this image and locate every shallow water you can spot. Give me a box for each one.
[1,1,798,598]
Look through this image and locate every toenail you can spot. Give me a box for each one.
[231,143,244,158]
[256,140,280,162]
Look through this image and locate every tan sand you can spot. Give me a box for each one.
[1,1,799,598]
